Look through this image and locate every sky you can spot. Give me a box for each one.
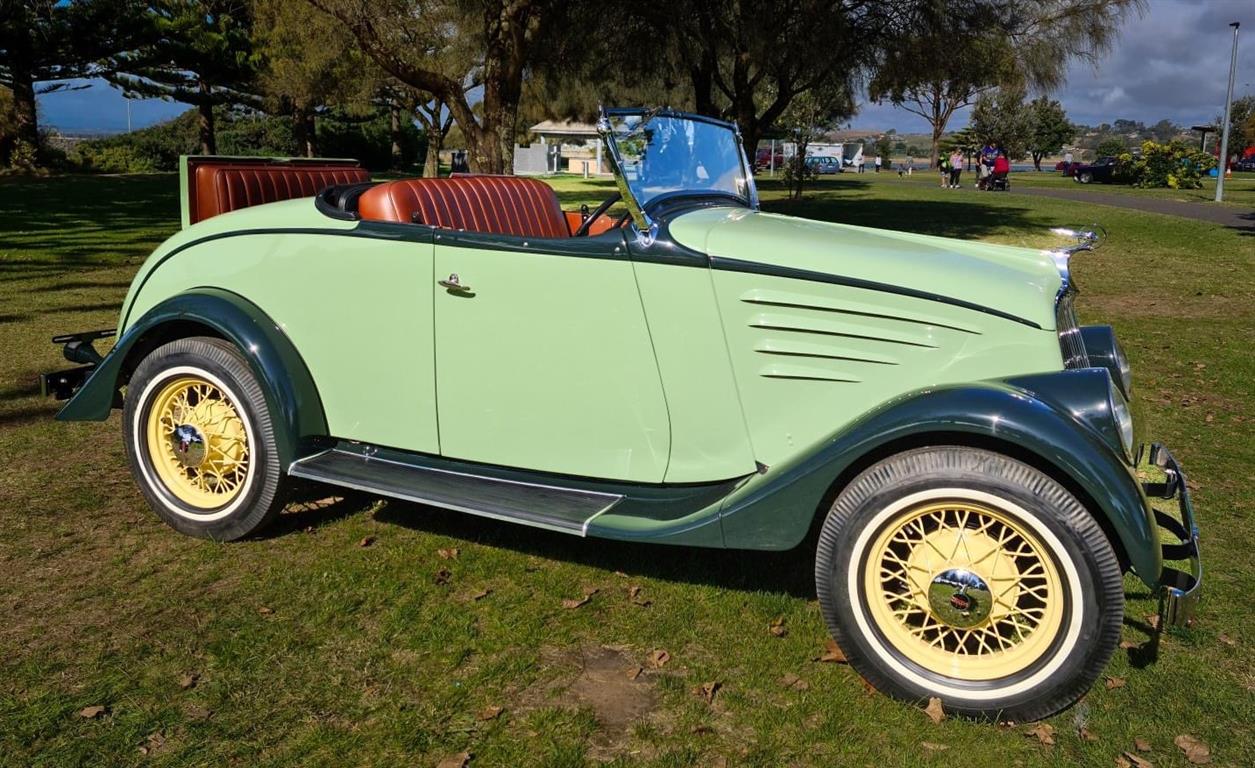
[36,0,1255,137]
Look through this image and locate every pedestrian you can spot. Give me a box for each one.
[949,148,964,188]
[874,154,882,173]
[906,155,914,175]
[939,155,949,188]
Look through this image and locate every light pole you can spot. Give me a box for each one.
[1215,21,1240,203]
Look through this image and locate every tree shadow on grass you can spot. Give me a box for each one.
[370,496,816,600]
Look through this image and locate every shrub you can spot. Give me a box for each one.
[1115,140,1215,189]
[1096,137,1126,158]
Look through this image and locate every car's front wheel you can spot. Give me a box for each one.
[1078,171,1093,184]
[815,446,1124,721]
[123,337,289,540]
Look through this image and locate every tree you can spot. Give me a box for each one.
[1096,137,1126,158]
[777,87,854,199]
[970,85,1031,159]
[1148,118,1177,144]
[874,134,893,162]
[109,1,263,154]
[1217,94,1255,153]
[253,0,372,157]
[307,0,549,174]
[870,0,1145,168]
[1026,96,1072,170]
[0,0,142,164]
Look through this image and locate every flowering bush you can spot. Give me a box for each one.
[1115,140,1215,189]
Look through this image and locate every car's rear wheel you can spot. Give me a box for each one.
[815,446,1123,721]
[123,337,289,540]
[1078,172,1093,184]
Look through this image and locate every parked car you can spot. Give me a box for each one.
[1231,157,1255,173]
[1072,156,1119,184]
[804,155,842,174]
[43,108,1200,723]
[1055,160,1083,176]
[754,146,784,172]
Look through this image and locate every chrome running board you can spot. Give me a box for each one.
[289,447,622,535]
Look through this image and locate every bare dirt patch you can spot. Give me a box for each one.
[520,644,659,760]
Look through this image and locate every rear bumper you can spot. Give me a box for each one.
[1143,444,1201,628]
[39,329,115,401]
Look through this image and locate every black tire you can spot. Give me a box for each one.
[1078,172,1093,184]
[815,446,1123,721]
[123,336,289,540]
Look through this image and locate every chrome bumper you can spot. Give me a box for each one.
[1143,444,1201,628]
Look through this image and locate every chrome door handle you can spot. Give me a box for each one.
[439,273,471,292]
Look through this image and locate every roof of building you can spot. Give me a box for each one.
[529,120,599,137]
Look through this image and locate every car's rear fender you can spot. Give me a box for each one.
[57,288,328,468]
[718,374,1161,589]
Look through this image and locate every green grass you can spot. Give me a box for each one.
[1,172,1252,767]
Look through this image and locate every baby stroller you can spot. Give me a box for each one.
[988,171,1010,191]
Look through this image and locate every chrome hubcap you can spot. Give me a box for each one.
[927,568,992,628]
[169,424,207,468]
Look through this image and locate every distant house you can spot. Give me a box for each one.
[513,120,608,176]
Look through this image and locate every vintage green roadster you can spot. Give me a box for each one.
[43,108,1200,720]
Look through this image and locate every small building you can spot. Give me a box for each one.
[513,120,607,176]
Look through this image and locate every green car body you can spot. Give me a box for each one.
[64,171,1167,583]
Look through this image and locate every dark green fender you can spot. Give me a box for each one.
[719,368,1161,588]
[57,288,327,468]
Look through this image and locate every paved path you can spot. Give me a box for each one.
[1007,185,1254,232]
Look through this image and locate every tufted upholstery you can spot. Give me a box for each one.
[358,175,571,239]
[189,159,369,225]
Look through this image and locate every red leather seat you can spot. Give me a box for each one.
[358,176,570,239]
[189,158,369,225]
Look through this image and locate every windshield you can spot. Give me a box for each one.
[600,110,756,211]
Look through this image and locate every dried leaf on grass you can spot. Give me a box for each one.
[465,588,491,602]
[1174,734,1211,764]
[694,681,721,704]
[257,606,273,616]
[692,724,714,735]
[476,705,503,721]
[768,616,788,637]
[137,731,166,756]
[1026,723,1055,746]
[1079,727,1098,742]
[78,705,106,719]
[779,673,809,691]
[814,638,847,663]
[1121,752,1154,768]
[1133,737,1152,752]
[627,585,652,607]
[924,697,945,724]
[561,587,599,609]
[1120,639,1139,650]
[436,752,472,768]
[1217,633,1236,646]
[434,569,453,586]
[626,666,643,680]
[437,548,460,560]
[1145,613,1161,631]
[920,742,949,752]
[183,703,212,720]
[1105,676,1127,690]
[647,649,670,668]
[178,673,199,690]
[358,536,376,548]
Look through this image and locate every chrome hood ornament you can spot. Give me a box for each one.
[1046,224,1106,287]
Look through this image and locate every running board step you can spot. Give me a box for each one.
[288,448,622,535]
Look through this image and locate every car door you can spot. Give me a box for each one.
[432,229,671,483]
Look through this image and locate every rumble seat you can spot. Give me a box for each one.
[357,176,572,239]
[186,157,369,226]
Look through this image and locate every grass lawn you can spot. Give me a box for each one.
[1,172,1252,767]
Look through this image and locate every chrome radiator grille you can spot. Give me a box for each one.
[1056,291,1089,369]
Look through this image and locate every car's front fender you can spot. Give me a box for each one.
[718,370,1161,588]
[57,288,327,468]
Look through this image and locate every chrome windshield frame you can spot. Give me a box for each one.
[597,107,758,243]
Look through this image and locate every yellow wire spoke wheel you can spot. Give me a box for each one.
[144,375,251,510]
[863,499,1065,681]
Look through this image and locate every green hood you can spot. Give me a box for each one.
[669,207,1062,330]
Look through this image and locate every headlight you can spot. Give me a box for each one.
[1109,385,1135,461]
[1112,336,1132,397]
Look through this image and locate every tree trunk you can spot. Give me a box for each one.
[292,108,316,158]
[9,61,40,163]
[423,127,442,178]
[930,123,943,170]
[390,102,403,168]
[197,81,216,155]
